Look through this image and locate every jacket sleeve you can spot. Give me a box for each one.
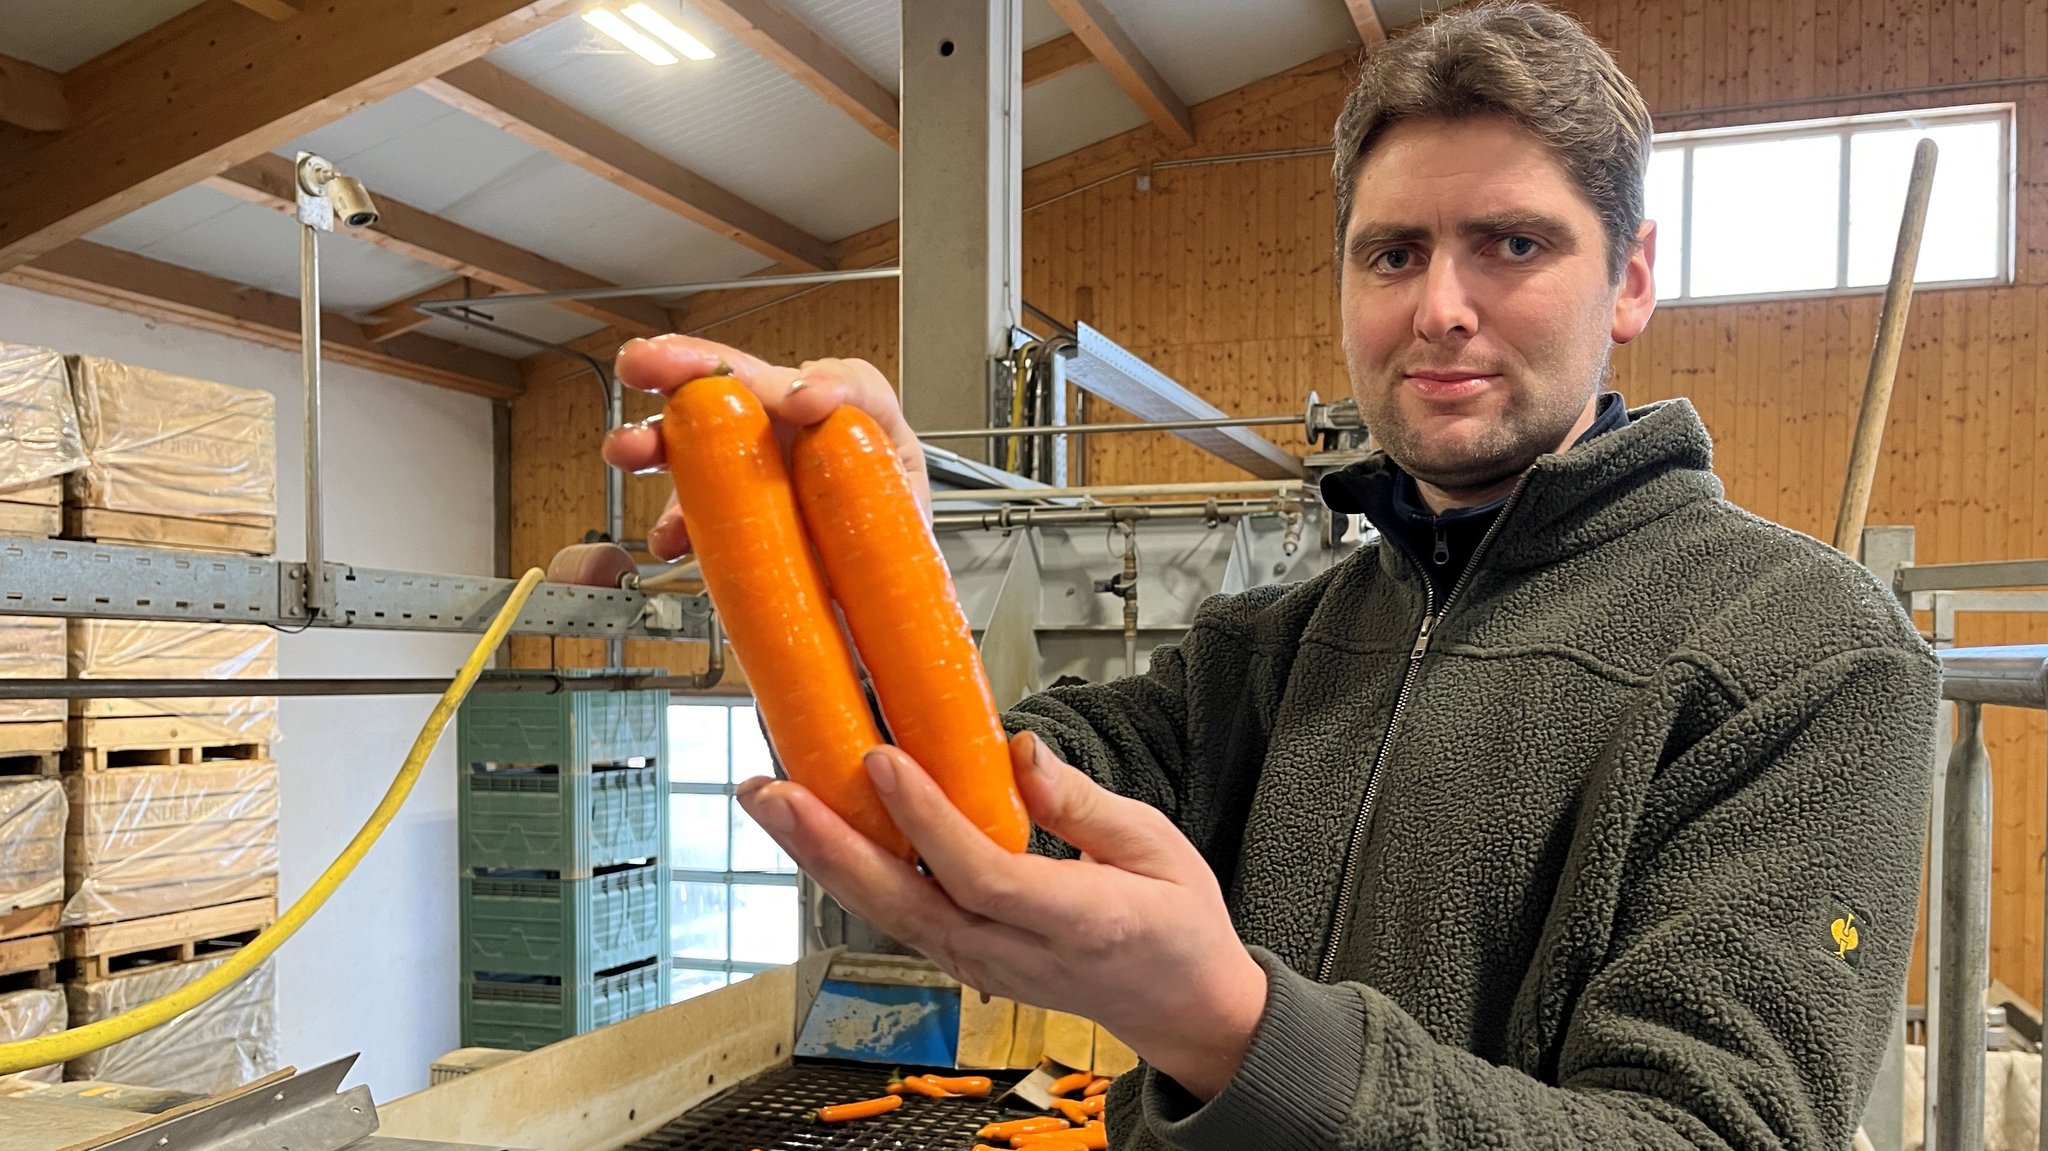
[1140,643,1940,1151]
[1001,598,1269,857]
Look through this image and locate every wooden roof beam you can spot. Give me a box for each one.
[1043,0,1194,148]
[362,278,500,343]
[1023,33,1094,88]
[207,153,672,336]
[0,0,584,273]
[686,0,898,148]
[0,52,67,131]
[230,0,303,20]
[1344,0,1387,48]
[7,242,523,400]
[419,61,835,271]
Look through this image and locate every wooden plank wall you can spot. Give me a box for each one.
[509,0,2048,1000]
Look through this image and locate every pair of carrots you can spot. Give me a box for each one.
[662,368,1030,858]
[889,1071,992,1098]
[987,1120,1108,1150]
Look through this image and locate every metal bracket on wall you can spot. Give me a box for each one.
[0,535,710,640]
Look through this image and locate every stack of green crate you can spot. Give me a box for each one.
[456,670,670,1051]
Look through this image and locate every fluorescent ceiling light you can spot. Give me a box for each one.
[621,3,717,60]
[584,8,679,65]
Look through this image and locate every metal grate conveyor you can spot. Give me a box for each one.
[622,1062,1025,1151]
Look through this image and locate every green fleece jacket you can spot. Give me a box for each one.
[1004,398,1940,1151]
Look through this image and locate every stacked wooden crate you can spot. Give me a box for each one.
[0,342,85,1073]
[49,356,280,1089]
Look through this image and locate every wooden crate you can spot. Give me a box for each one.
[64,895,273,983]
[66,715,268,773]
[0,501,58,538]
[0,724,63,761]
[0,750,58,779]
[61,758,277,928]
[62,506,274,557]
[0,930,59,992]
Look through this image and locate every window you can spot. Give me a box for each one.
[1646,105,2011,303]
[668,700,800,1002]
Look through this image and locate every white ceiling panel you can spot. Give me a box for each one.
[83,184,241,252]
[486,13,901,243]
[431,155,772,290]
[0,0,205,71]
[1022,0,1068,49]
[281,90,540,217]
[1023,67,1150,168]
[771,0,901,95]
[1113,0,1358,107]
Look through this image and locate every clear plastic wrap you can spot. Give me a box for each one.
[0,779,63,913]
[68,621,278,743]
[0,616,63,724]
[65,954,279,1092]
[66,356,275,522]
[61,761,278,926]
[0,988,64,1085]
[0,344,86,492]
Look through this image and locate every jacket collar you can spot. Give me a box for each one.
[1318,398,1722,573]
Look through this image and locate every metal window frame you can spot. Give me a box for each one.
[1653,103,2014,307]
[666,699,802,998]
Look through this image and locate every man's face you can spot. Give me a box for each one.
[1340,116,1656,498]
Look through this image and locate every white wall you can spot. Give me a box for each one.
[0,284,498,1100]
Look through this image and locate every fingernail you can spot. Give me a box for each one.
[1028,733,1056,776]
[785,377,811,396]
[745,790,795,835]
[865,749,897,795]
[736,775,772,799]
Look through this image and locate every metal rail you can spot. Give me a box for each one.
[1896,559,2048,595]
[919,412,1300,441]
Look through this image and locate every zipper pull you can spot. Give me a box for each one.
[1432,524,1450,566]
[1411,614,1437,660]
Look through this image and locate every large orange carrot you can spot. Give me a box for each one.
[661,373,910,860]
[791,406,1031,853]
[808,1094,902,1123]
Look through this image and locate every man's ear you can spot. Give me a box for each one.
[1613,219,1657,345]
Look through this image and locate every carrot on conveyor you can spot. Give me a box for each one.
[790,405,1031,853]
[1082,1077,1111,1098]
[1048,1098,1093,1124]
[887,1073,954,1098]
[660,371,910,860]
[806,1094,903,1124]
[977,1116,1072,1140]
[922,1074,993,1097]
[1047,1071,1094,1097]
[1081,1094,1104,1118]
[1014,1126,1106,1151]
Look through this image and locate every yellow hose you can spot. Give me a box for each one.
[0,568,547,1076]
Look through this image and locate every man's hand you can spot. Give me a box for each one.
[604,334,929,561]
[737,730,1268,1102]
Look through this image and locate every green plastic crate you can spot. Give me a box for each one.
[460,762,665,877]
[462,863,669,982]
[460,959,669,1050]
[458,671,668,771]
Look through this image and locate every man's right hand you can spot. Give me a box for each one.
[605,335,929,561]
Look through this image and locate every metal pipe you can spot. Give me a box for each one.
[686,611,725,691]
[933,479,1304,503]
[1118,521,1138,675]
[414,266,901,310]
[300,217,328,617]
[0,669,738,700]
[1937,646,2048,708]
[919,413,1300,441]
[933,500,1284,531]
[1833,138,1937,555]
[1936,701,1990,1151]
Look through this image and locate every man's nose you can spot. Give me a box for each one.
[1413,257,1479,342]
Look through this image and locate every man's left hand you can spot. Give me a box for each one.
[736,731,1267,1101]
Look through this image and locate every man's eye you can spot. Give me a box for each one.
[1501,235,1541,259]
[1373,248,1415,272]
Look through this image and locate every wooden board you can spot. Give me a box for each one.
[63,893,275,982]
[0,904,58,943]
[0,932,59,980]
[0,724,63,757]
[67,714,269,771]
[0,501,58,538]
[0,749,58,777]
[63,507,274,556]
[0,479,63,507]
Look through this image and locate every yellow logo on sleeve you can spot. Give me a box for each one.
[1831,913,1860,960]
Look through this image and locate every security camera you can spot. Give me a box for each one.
[327,176,380,229]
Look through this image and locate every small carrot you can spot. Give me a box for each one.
[807,1094,902,1123]
[1015,1128,1106,1150]
[662,373,910,860]
[886,1072,955,1098]
[923,1074,993,1097]
[1082,1077,1111,1097]
[791,406,1031,852]
[1047,1071,1093,1097]
[977,1116,1071,1140]
[1048,1098,1092,1124]
[1081,1094,1104,1117]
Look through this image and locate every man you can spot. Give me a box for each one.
[603,4,1940,1148]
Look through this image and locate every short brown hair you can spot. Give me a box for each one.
[1332,1,1654,281]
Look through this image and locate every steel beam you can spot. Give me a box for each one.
[1895,558,2048,594]
[1064,322,1302,479]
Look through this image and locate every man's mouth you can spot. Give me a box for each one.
[1401,369,1499,400]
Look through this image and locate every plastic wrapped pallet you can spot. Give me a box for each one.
[0,987,64,1085]
[0,344,86,492]
[61,759,278,926]
[66,953,279,1092]
[0,779,63,912]
[65,356,275,522]
[68,621,278,744]
[0,616,63,724]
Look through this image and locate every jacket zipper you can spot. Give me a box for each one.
[1315,476,1532,983]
